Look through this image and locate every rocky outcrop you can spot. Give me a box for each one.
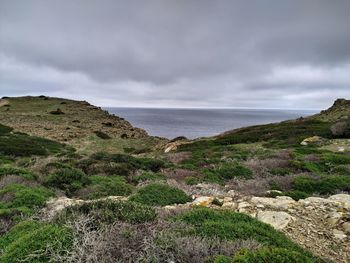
[43,193,350,262]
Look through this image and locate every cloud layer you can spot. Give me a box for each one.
[1,0,350,109]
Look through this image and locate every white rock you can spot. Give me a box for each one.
[222,201,236,208]
[227,190,236,197]
[328,194,350,209]
[342,222,350,233]
[299,197,340,207]
[333,229,347,240]
[251,197,295,210]
[257,211,295,230]
[237,201,252,213]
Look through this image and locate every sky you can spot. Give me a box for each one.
[1,1,350,110]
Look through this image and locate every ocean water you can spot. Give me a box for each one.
[105,108,318,139]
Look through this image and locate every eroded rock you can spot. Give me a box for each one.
[257,211,295,230]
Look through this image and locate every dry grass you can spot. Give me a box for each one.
[60,213,261,263]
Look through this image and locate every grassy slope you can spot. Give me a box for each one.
[0,97,349,262]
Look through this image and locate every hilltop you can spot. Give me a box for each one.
[0,97,349,263]
[313,98,350,122]
[0,96,148,141]
[0,96,164,154]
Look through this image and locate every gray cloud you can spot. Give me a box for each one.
[1,0,350,109]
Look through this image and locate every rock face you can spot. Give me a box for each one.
[43,192,350,263]
[314,98,350,122]
[162,193,350,263]
[257,211,295,230]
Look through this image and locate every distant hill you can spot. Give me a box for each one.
[0,96,148,143]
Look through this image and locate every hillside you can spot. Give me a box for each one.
[0,97,349,263]
[0,96,164,154]
[0,96,148,141]
[313,98,350,122]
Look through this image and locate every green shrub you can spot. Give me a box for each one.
[81,152,166,175]
[129,183,191,206]
[215,119,332,147]
[0,132,70,157]
[202,170,225,185]
[0,124,13,135]
[212,198,223,206]
[0,220,41,250]
[0,166,37,180]
[175,208,315,260]
[45,167,90,195]
[59,200,156,225]
[323,153,350,165]
[185,176,202,185]
[0,184,54,215]
[213,255,232,263]
[215,164,253,179]
[85,175,133,199]
[284,190,310,201]
[132,171,166,183]
[0,221,72,263]
[232,247,315,263]
[292,175,350,195]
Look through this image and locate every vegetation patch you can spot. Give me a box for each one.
[58,200,156,225]
[175,208,318,262]
[0,166,37,180]
[0,123,71,157]
[45,167,90,196]
[0,184,54,216]
[129,183,191,206]
[0,220,72,263]
[131,171,166,183]
[83,175,133,199]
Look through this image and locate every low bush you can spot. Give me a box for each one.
[78,152,166,176]
[0,220,72,263]
[0,184,54,214]
[284,190,309,200]
[0,166,37,180]
[0,124,13,135]
[185,176,202,185]
[232,247,315,263]
[215,164,253,180]
[292,175,350,195]
[0,132,70,157]
[129,183,191,206]
[84,175,133,199]
[58,200,156,225]
[323,153,350,165]
[132,171,166,183]
[45,167,90,196]
[175,208,316,261]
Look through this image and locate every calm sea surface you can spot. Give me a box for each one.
[105,108,318,139]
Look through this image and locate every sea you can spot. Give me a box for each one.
[105,108,318,139]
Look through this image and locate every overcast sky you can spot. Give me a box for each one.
[1,1,350,109]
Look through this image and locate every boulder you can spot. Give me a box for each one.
[192,196,214,207]
[257,211,295,230]
[251,196,295,210]
[300,136,323,146]
[328,194,350,209]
